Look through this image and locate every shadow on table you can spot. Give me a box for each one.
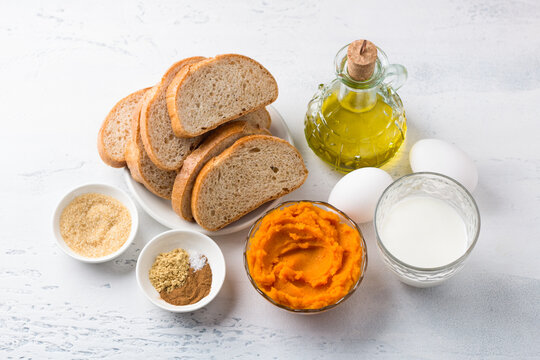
[80,230,144,275]
[281,269,539,355]
[82,207,166,275]
[276,265,398,339]
[166,272,236,328]
[379,115,425,179]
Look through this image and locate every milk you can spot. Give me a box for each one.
[379,196,468,268]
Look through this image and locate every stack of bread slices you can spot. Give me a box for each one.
[98,54,308,231]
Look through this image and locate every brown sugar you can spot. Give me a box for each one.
[59,193,131,258]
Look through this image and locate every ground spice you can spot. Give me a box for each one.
[160,261,212,306]
[59,193,131,258]
[149,248,190,293]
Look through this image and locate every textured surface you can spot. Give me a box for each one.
[1,0,539,358]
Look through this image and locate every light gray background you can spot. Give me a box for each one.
[1,0,539,358]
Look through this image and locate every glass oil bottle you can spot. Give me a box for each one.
[304,40,408,173]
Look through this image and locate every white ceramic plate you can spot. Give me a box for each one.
[52,183,139,263]
[136,229,226,312]
[125,105,294,236]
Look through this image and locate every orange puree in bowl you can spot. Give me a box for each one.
[246,202,363,310]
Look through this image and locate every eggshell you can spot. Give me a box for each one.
[409,139,478,193]
[328,168,393,224]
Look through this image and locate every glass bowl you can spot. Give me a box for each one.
[243,200,368,314]
[374,172,480,287]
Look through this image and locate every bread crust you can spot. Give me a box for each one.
[124,138,144,184]
[125,87,176,200]
[124,96,147,183]
[166,54,278,138]
[255,107,271,129]
[140,57,205,171]
[125,87,156,183]
[191,135,308,231]
[97,88,149,168]
[171,121,266,221]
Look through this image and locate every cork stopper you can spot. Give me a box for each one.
[347,40,378,81]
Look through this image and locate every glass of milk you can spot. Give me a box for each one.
[374,172,480,287]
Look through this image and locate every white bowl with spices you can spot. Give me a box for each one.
[52,183,139,263]
[136,229,226,313]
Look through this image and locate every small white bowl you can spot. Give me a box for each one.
[52,183,139,263]
[136,229,226,312]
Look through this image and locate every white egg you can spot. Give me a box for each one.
[409,139,478,193]
[328,168,393,224]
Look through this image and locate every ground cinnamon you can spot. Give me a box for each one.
[160,262,212,306]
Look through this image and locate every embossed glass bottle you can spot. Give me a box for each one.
[304,42,408,173]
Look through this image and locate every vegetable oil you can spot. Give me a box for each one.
[304,40,408,173]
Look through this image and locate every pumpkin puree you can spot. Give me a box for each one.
[247,202,363,309]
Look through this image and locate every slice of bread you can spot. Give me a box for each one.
[191,135,308,231]
[98,88,149,167]
[166,54,278,137]
[171,117,270,221]
[242,107,271,129]
[140,57,205,170]
[125,90,152,184]
[125,87,177,200]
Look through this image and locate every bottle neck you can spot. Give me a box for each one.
[332,43,389,113]
[337,80,378,113]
